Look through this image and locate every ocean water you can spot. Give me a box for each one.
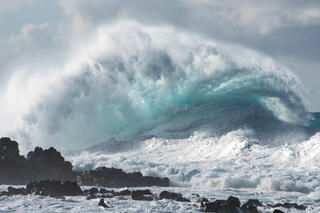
[1,22,320,212]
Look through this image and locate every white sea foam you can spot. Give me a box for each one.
[67,130,320,195]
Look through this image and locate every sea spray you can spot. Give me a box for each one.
[2,21,312,150]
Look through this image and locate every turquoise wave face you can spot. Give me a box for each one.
[310,113,320,131]
[16,24,314,149]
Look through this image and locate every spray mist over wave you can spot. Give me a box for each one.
[2,21,313,151]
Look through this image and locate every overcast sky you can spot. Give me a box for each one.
[1,0,320,110]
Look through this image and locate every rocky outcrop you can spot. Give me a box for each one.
[26,147,76,181]
[76,167,169,188]
[0,137,76,184]
[0,137,170,187]
[0,137,29,184]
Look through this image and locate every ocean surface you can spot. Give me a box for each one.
[1,22,320,212]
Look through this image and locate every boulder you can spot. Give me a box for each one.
[98,199,110,208]
[118,189,131,196]
[241,199,263,213]
[159,191,190,202]
[204,196,241,213]
[88,187,99,195]
[131,189,153,201]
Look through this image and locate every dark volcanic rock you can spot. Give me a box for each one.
[0,137,29,184]
[7,186,27,195]
[76,166,169,188]
[273,210,284,213]
[269,202,307,210]
[118,189,131,196]
[131,189,153,201]
[0,138,76,184]
[0,137,19,158]
[200,197,209,203]
[159,191,190,202]
[204,196,241,213]
[98,199,110,208]
[27,147,76,181]
[87,187,99,195]
[0,137,171,187]
[242,199,263,208]
[0,191,9,196]
[241,199,263,213]
[26,180,83,197]
[99,188,110,194]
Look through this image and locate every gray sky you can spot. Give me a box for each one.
[1,0,320,110]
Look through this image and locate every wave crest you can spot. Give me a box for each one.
[7,22,312,150]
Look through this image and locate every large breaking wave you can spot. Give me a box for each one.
[5,22,315,151]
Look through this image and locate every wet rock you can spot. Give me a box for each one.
[204,196,241,213]
[118,189,131,196]
[0,191,9,196]
[226,196,241,207]
[27,147,75,182]
[99,188,110,194]
[0,138,170,188]
[83,188,100,195]
[26,180,83,197]
[269,202,307,210]
[98,199,110,208]
[76,167,169,188]
[241,199,263,213]
[159,191,190,202]
[7,186,27,195]
[88,187,99,195]
[199,197,209,203]
[86,194,97,200]
[0,137,29,184]
[242,199,263,208]
[199,197,210,208]
[131,189,153,201]
[0,138,76,185]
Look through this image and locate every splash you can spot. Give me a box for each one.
[2,21,312,151]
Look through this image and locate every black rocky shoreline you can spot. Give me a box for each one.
[0,137,308,212]
[0,137,169,187]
